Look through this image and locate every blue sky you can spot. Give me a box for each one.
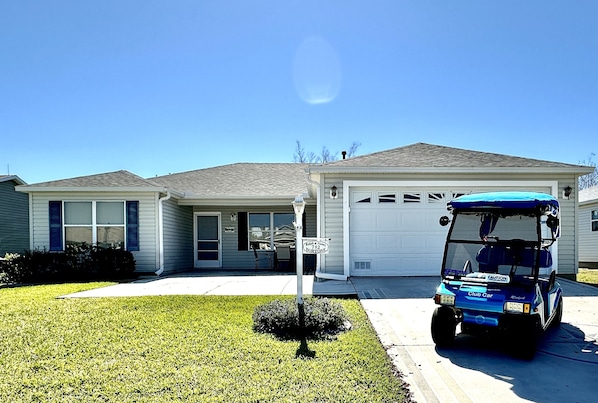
[2,1,597,184]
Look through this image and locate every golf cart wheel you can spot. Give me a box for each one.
[512,318,538,360]
[431,307,456,347]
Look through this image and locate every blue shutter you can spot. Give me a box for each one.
[49,201,63,251]
[126,201,139,251]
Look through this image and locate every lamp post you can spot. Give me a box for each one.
[292,195,306,306]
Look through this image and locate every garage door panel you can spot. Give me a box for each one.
[376,211,400,230]
[351,234,375,253]
[377,235,400,251]
[401,213,425,228]
[402,235,425,249]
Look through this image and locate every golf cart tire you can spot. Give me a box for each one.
[431,307,456,347]
[511,318,538,360]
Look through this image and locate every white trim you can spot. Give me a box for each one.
[342,180,559,277]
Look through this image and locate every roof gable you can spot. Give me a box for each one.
[314,143,589,171]
[19,170,161,190]
[0,175,26,185]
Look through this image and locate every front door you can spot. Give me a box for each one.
[194,213,221,268]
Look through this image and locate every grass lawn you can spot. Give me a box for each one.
[0,283,409,402]
[577,268,598,287]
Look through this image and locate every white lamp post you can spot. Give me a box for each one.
[292,195,306,306]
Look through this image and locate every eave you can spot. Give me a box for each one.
[307,166,594,175]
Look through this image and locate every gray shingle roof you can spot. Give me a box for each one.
[580,186,598,203]
[22,170,161,189]
[0,175,26,185]
[150,163,309,198]
[314,143,587,170]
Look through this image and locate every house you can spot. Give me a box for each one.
[579,185,598,269]
[16,143,593,280]
[0,175,30,255]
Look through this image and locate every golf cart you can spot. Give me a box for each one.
[432,192,563,358]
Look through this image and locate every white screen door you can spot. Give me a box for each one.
[194,213,221,268]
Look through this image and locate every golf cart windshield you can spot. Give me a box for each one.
[442,213,553,284]
[440,192,559,284]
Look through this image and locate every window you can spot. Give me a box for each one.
[428,192,445,203]
[592,210,598,231]
[378,193,397,203]
[353,191,372,204]
[403,192,421,203]
[50,201,139,251]
[248,212,295,250]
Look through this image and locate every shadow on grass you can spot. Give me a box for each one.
[296,337,316,359]
[295,303,316,359]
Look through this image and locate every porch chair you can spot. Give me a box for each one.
[253,246,274,269]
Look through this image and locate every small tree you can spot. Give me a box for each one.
[579,153,598,190]
[293,140,361,163]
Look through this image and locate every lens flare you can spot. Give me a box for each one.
[292,35,342,105]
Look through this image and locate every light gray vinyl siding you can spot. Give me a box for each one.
[556,185,577,276]
[29,192,159,273]
[162,197,193,273]
[320,176,344,275]
[193,205,316,270]
[579,201,598,265]
[0,180,29,255]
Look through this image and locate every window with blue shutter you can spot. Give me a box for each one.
[49,201,63,251]
[126,201,140,251]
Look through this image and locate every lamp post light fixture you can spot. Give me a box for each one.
[292,195,306,306]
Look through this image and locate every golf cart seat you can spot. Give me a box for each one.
[476,244,552,274]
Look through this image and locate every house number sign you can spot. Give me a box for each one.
[302,238,330,254]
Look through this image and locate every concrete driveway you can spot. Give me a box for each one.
[63,273,598,402]
[356,277,598,403]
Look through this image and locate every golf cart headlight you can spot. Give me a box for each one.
[504,301,531,314]
[435,293,455,306]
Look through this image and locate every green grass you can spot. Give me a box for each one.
[578,268,598,287]
[0,283,408,402]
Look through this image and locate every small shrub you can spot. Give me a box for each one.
[253,297,350,340]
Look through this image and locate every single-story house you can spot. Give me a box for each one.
[579,185,598,269]
[0,175,29,255]
[16,143,593,280]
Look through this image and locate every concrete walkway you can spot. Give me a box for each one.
[62,273,598,403]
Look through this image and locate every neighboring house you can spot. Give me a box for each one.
[0,175,29,255]
[579,185,598,269]
[16,143,593,279]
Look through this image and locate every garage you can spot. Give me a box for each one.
[348,185,553,276]
[349,188,459,276]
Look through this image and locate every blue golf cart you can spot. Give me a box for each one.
[432,192,563,358]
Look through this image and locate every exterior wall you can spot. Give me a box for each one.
[162,197,194,273]
[579,200,598,268]
[29,192,159,272]
[193,204,316,270]
[0,180,29,255]
[316,172,579,278]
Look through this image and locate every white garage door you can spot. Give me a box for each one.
[349,189,459,276]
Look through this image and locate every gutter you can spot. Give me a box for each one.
[155,190,172,276]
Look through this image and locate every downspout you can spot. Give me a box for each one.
[155,190,171,276]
